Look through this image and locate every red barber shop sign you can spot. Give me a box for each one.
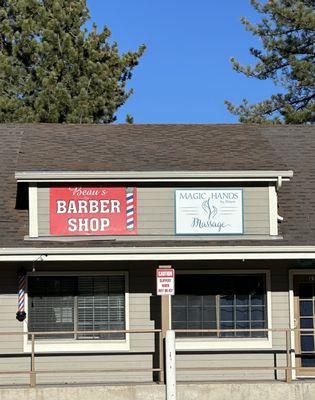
[50,186,137,235]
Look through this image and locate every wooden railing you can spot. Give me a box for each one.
[174,328,315,383]
[0,329,164,387]
[0,327,314,387]
[174,328,293,383]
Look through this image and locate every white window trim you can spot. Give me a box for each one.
[23,271,130,353]
[173,269,272,351]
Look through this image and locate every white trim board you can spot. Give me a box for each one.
[268,185,278,236]
[28,184,38,238]
[24,235,282,242]
[15,170,294,182]
[2,246,315,255]
[1,252,315,262]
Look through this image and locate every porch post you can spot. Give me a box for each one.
[162,294,171,335]
[286,329,292,383]
[159,294,171,384]
[30,333,36,387]
[159,265,172,384]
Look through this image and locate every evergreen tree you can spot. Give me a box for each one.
[225,0,315,124]
[0,0,145,123]
[125,113,134,124]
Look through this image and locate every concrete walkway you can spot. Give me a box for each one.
[0,381,315,400]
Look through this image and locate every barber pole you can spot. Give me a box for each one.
[126,187,135,231]
[16,271,26,322]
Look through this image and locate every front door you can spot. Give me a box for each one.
[294,275,315,376]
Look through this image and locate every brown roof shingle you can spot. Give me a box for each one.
[16,124,288,172]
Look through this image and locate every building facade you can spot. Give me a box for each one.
[0,124,315,385]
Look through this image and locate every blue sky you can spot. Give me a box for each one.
[87,1,277,123]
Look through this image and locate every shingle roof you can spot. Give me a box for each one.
[0,123,314,249]
[16,124,288,172]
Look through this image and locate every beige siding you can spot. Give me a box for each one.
[0,260,292,385]
[37,185,270,236]
[0,264,28,384]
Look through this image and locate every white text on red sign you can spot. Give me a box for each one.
[156,268,175,296]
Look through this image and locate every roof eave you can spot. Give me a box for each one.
[15,170,294,183]
[0,245,314,261]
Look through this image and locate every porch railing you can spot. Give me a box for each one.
[0,329,164,387]
[175,328,294,383]
[0,327,314,387]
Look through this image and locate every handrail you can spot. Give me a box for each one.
[174,328,315,333]
[173,327,311,383]
[0,328,164,387]
[0,327,314,387]
[0,328,162,336]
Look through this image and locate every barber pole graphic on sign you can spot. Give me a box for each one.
[50,186,137,236]
[126,187,135,231]
[156,268,175,296]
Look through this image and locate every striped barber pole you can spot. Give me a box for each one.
[16,271,26,322]
[126,187,135,231]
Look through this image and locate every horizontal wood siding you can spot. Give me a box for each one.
[0,261,291,384]
[0,264,28,384]
[37,185,270,236]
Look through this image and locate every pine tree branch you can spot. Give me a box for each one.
[227,0,315,124]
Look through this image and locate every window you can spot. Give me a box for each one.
[28,274,126,341]
[172,273,267,339]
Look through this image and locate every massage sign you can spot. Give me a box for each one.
[50,187,137,235]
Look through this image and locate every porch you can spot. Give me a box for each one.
[1,259,315,387]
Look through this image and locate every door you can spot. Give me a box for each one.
[294,275,315,376]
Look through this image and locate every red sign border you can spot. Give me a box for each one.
[49,186,137,236]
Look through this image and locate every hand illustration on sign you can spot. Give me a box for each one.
[198,197,230,232]
[202,198,218,221]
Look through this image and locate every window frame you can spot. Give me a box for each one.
[172,270,272,351]
[23,271,130,353]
